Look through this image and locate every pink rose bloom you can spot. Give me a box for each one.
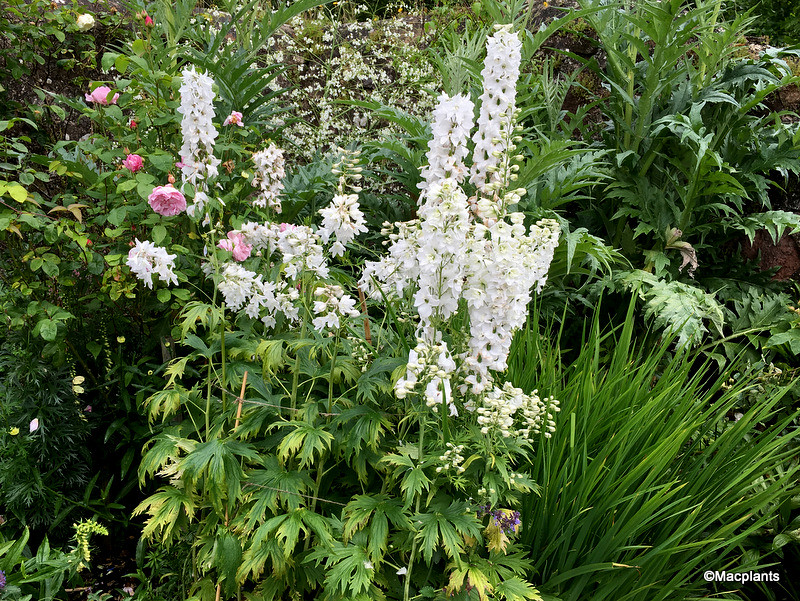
[218,231,252,261]
[123,154,144,173]
[229,232,252,261]
[85,85,119,105]
[223,111,244,127]
[148,184,186,216]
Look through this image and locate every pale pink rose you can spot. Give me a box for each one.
[223,111,244,127]
[148,184,186,216]
[123,154,144,173]
[85,85,119,105]
[229,232,252,261]
[218,231,252,261]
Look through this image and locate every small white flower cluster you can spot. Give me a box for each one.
[235,221,330,281]
[319,149,367,256]
[418,93,474,200]
[216,221,363,331]
[470,24,522,197]
[359,220,421,299]
[319,193,367,256]
[347,334,373,372]
[395,338,458,416]
[312,284,360,332]
[468,382,559,438]
[216,262,300,328]
[272,224,330,280]
[436,442,466,473]
[126,239,178,289]
[251,144,285,211]
[461,216,561,394]
[177,67,221,216]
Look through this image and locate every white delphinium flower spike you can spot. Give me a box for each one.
[177,66,221,217]
[414,179,470,334]
[462,217,560,394]
[418,93,474,202]
[319,148,367,255]
[251,143,285,212]
[469,25,522,198]
[311,284,360,332]
[359,219,422,300]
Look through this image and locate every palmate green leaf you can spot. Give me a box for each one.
[179,438,259,513]
[342,494,411,563]
[255,339,286,375]
[617,270,725,347]
[133,486,196,545]
[138,432,196,483]
[178,301,223,338]
[493,576,543,601]
[239,530,287,581]
[245,456,315,520]
[244,508,334,575]
[307,537,373,598]
[414,501,482,565]
[355,357,405,403]
[275,422,334,469]
[335,406,392,452]
[143,387,189,424]
[447,564,493,601]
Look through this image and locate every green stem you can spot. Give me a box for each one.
[403,412,426,601]
[221,304,227,413]
[697,327,769,353]
[328,332,340,416]
[623,24,640,151]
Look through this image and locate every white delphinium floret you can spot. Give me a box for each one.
[417,93,474,201]
[469,25,522,196]
[436,442,467,473]
[127,239,178,288]
[251,144,285,211]
[274,224,330,280]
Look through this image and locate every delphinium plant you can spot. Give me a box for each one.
[130,22,561,601]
